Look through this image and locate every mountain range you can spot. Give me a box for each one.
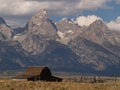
[0,9,120,76]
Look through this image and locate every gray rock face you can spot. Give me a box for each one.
[0,41,28,70]
[68,20,120,74]
[68,36,120,71]
[82,20,120,45]
[56,18,83,44]
[0,17,13,41]
[28,40,82,72]
[28,9,57,39]
[80,20,120,57]
[14,9,57,55]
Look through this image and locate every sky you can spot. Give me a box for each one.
[0,0,120,30]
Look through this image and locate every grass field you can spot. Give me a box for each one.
[0,79,120,90]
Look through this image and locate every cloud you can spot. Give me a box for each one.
[75,15,103,26]
[0,0,111,16]
[0,0,75,16]
[75,15,120,31]
[0,0,114,27]
[107,16,120,31]
[76,0,110,10]
[0,0,76,27]
[0,0,50,15]
[5,16,28,28]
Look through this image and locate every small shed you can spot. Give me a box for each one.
[16,66,62,82]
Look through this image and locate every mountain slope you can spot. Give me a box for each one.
[28,40,82,72]
[68,20,120,75]
[81,20,120,56]
[0,17,13,41]
[69,37,120,71]
[0,41,28,70]
[0,40,85,72]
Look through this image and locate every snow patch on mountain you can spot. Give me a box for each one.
[67,30,73,33]
[57,31,65,38]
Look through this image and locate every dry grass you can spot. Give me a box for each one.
[0,79,120,90]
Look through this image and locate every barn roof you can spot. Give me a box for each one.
[25,66,51,78]
[15,66,62,82]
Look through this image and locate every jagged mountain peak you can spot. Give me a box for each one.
[89,20,108,30]
[92,19,104,24]
[38,9,47,14]
[28,9,56,31]
[27,9,49,30]
[14,9,57,55]
[35,9,48,18]
[57,18,79,32]
[60,18,74,24]
[56,17,83,44]
[81,19,120,52]
[85,19,109,37]
[26,9,57,36]
[0,17,13,41]
[29,9,48,22]
[0,17,6,24]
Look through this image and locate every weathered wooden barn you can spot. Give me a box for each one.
[15,66,62,82]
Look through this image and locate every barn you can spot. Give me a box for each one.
[16,66,62,82]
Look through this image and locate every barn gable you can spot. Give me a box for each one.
[15,66,62,82]
[25,66,51,78]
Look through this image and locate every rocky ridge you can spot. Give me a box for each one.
[56,18,83,44]
[0,9,120,75]
[0,17,13,41]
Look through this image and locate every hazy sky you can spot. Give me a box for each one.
[0,0,120,30]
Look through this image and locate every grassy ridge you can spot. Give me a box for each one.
[0,80,120,90]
